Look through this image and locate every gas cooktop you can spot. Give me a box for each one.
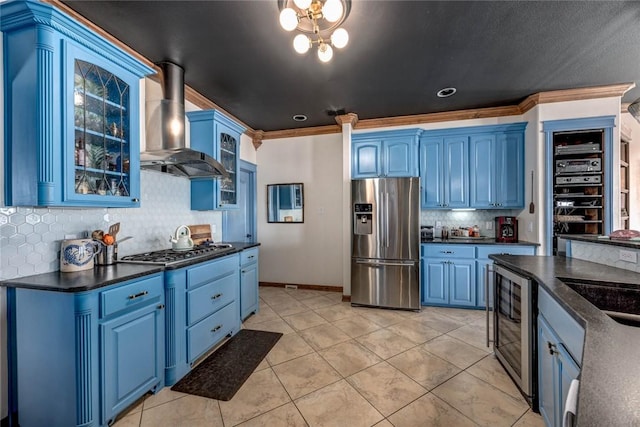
[119,243,234,266]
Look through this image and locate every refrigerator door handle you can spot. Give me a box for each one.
[355,259,416,267]
[385,192,390,247]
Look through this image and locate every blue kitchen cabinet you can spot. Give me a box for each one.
[476,245,536,308]
[470,126,526,208]
[351,129,421,178]
[240,247,260,320]
[422,245,475,307]
[187,110,246,210]
[0,0,153,208]
[165,253,241,385]
[419,136,469,208]
[7,273,164,427]
[537,287,584,427]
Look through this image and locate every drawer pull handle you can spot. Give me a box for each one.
[548,342,558,355]
[157,304,165,310]
[440,251,453,254]
[247,255,255,259]
[211,325,222,333]
[211,293,223,300]
[128,291,148,300]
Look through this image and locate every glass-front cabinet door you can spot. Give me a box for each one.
[65,44,143,207]
[218,128,238,207]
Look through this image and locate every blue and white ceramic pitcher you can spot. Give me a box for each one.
[60,239,102,272]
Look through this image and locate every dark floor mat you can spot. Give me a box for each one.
[171,329,282,401]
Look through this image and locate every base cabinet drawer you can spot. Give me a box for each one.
[187,301,238,363]
[187,272,236,326]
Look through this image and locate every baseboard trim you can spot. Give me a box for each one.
[341,295,351,302]
[259,282,343,293]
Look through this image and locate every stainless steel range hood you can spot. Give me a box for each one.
[141,62,228,179]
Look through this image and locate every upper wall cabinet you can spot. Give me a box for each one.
[420,123,527,209]
[187,110,246,210]
[352,129,421,178]
[1,0,154,208]
[470,125,526,208]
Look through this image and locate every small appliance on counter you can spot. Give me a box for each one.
[170,225,194,250]
[495,216,518,243]
[420,226,434,241]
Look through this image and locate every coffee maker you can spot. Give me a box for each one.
[495,216,518,243]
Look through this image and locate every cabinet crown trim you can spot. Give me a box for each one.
[186,109,246,134]
[352,128,423,141]
[420,122,528,138]
[0,0,154,78]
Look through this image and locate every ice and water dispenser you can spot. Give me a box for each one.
[354,203,373,235]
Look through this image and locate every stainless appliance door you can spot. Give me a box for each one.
[351,177,419,261]
[351,258,420,310]
[493,264,533,401]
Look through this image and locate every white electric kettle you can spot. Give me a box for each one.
[170,225,194,251]
[60,239,102,272]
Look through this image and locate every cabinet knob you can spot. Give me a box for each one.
[157,304,165,310]
[547,341,557,355]
[132,198,140,203]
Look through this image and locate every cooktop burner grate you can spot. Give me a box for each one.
[119,244,234,266]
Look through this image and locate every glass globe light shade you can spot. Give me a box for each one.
[317,43,333,62]
[330,28,349,48]
[293,0,312,9]
[293,34,311,54]
[323,0,343,23]
[279,8,298,31]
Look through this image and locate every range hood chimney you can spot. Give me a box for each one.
[141,61,229,178]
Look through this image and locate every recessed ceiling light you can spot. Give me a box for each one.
[436,87,457,98]
[292,114,308,122]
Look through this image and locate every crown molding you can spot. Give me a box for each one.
[335,113,359,127]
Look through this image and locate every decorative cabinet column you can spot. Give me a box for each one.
[187,110,246,210]
[0,0,154,207]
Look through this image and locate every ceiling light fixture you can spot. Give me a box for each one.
[292,114,308,121]
[437,87,457,98]
[278,0,351,63]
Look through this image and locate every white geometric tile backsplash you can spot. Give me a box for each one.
[0,171,222,280]
[569,240,640,273]
[420,209,519,237]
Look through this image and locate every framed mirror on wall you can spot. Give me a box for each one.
[267,183,304,223]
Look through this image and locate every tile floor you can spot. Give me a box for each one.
[114,286,545,427]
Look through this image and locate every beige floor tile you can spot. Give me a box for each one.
[301,295,338,309]
[237,402,308,427]
[140,395,223,427]
[283,311,328,331]
[249,318,296,335]
[434,307,485,323]
[355,308,407,327]
[286,288,330,300]
[387,393,478,427]
[113,411,142,427]
[295,380,384,427]
[386,319,442,344]
[387,347,461,390]
[318,340,382,377]
[272,353,342,399]
[323,292,345,303]
[512,410,546,427]
[356,328,416,359]
[314,303,357,322]
[446,323,492,352]
[332,315,382,338]
[218,369,291,426]
[466,355,526,401]
[413,310,467,333]
[268,299,311,317]
[432,372,529,427]
[421,335,487,369]
[142,387,187,410]
[373,420,394,427]
[299,323,351,350]
[260,292,299,306]
[243,305,281,325]
[266,332,315,366]
[255,358,270,371]
[346,361,426,416]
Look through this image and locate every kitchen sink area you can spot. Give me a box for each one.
[560,279,640,327]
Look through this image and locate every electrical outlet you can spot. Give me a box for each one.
[527,222,533,232]
[485,221,493,230]
[436,221,442,227]
[211,224,216,233]
[103,214,110,222]
[619,250,637,263]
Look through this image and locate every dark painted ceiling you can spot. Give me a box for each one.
[61,1,640,132]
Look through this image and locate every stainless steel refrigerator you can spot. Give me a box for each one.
[351,177,420,310]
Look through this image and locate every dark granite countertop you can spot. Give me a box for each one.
[162,242,260,270]
[488,255,640,427]
[0,243,261,292]
[422,238,539,246]
[563,234,640,249]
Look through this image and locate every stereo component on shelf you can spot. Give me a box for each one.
[556,175,602,185]
[555,158,601,173]
[554,142,600,155]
